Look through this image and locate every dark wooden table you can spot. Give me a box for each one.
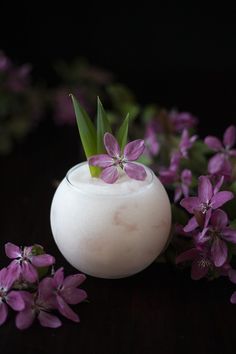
[1,121,236,354]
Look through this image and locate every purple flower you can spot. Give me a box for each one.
[89,132,147,183]
[205,125,236,178]
[49,268,87,323]
[0,51,11,72]
[6,64,31,92]
[176,247,213,280]
[144,121,159,157]
[53,89,93,126]
[179,129,197,158]
[199,209,236,267]
[5,243,55,283]
[180,175,234,232]
[174,169,192,203]
[168,110,198,133]
[15,282,61,330]
[0,268,25,326]
[229,269,236,304]
[159,152,181,185]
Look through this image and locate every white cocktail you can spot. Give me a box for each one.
[50,162,171,278]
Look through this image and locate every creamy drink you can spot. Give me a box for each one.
[50,162,171,278]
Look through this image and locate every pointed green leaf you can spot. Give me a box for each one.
[116,113,129,152]
[96,97,112,153]
[70,94,100,177]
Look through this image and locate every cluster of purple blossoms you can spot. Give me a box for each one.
[0,51,31,93]
[168,110,198,133]
[0,243,87,329]
[159,129,197,202]
[177,174,236,302]
[204,125,236,179]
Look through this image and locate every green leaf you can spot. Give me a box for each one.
[96,97,112,153]
[70,94,99,177]
[116,113,129,152]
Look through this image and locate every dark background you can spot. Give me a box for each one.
[1,3,236,135]
[1,4,236,354]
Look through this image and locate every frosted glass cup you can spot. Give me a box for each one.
[50,162,171,279]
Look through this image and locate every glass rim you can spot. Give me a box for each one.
[65,161,154,197]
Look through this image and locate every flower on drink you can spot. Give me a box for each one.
[70,95,147,183]
[89,132,147,183]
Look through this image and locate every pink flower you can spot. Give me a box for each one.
[198,209,236,267]
[0,268,25,326]
[5,243,55,283]
[89,132,147,183]
[46,268,87,323]
[0,51,11,72]
[180,176,234,233]
[159,152,181,185]
[205,125,236,178]
[168,110,198,133]
[174,169,192,203]
[53,89,92,126]
[179,129,197,158]
[6,64,31,93]
[144,121,159,157]
[15,282,61,330]
[176,247,213,280]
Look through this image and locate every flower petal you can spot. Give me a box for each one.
[57,295,80,322]
[208,153,225,174]
[21,261,38,283]
[204,136,223,151]
[31,254,55,268]
[211,238,228,267]
[63,274,86,288]
[124,139,145,161]
[191,259,209,280]
[180,197,201,214]
[8,261,21,282]
[0,303,8,326]
[222,228,236,243]
[104,132,120,157]
[88,154,114,168]
[5,242,21,259]
[229,269,236,284]
[100,166,119,184]
[38,277,55,304]
[38,311,62,328]
[124,162,147,181]
[181,169,192,185]
[159,169,177,185]
[176,248,199,264]
[183,216,199,232]
[210,209,228,230]
[223,125,236,148]
[53,267,64,288]
[229,149,236,157]
[230,291,236,304]
[198,176,213,203]
[174,186,182,203]
[0,267,16,290]
[61,288,87,305]
[211,191,234,209]
[15,308,35,330]
[213,176,224,194]
[6,291,25,311]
